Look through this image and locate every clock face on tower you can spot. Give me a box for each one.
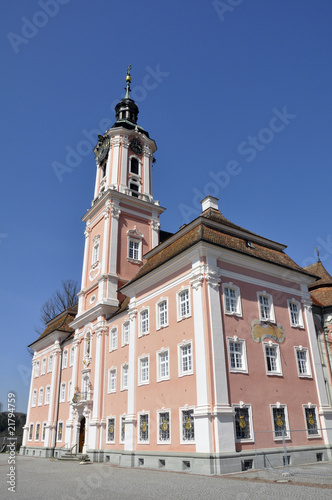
[94,136,110,163]
[129,138,143,155]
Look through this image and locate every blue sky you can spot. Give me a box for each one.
[1,0,332,412]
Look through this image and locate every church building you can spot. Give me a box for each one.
[21,69,332,474]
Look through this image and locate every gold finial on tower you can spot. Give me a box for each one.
[125,64,132,98]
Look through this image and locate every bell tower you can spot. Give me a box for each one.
[72,66,165,328]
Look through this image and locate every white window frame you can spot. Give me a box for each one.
[138,354,149,386]
[57,421,63,442]
[41,357,46,375]
[67,380,72,401]
[139,308,149,336]
[45,385,50,405]
[62,349,68,369]
[35,422,40,441]
[156,298,168,329]
[178,341,193,377]
[121,364,128,391]
[60,382,66,403]
[129,155,141,176]
[177,287,191,321]
[106,416,116,444]
[303,404,321,438]
[223,283,242,317]
[108,368,117,393]
[42,422,47,442]
[257,291,275,322]
[263,341,282,376]
[32,389,37,407]
[227,337,248,373]
[119,415,126,444]
[35,360,40,378]
[180,406,195,444]
[137,411,150,444]
[122,321,130,346]
[157,348,170,382]
[270,404,290,440]
[157,409,171,444]
[233,404,254,442]
[69,347,75,367]
[110,327,118,351]
[127,227,144,262]
[92,235,100,265]
[38,387,43,406]
[295,346,312,378]
[48,354,53,373]
[287,299,304,328]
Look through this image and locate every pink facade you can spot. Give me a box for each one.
[21,73,332,473]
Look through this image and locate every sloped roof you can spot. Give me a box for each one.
[304,260,332,307]
[123,208,314,288]
[30,306,77,346]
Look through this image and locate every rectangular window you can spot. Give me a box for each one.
[139,414,149,442]
[38,388,43,406]
[42,423,46,441]
[228,339,247,372]
[158,300,168,328]
[120,416,126,444]
[41,358,46,375]
[57,422,63,442]
[107,417,115,443]
[92,241,99,264]
[304,407,319,436]
[60,383,66,402]
[35,361,40,378]
[29,424,33,441]
[122,322,129,345]
[158,350,169,381]
[45,386,50,405]
[110,328,118,351]
[48,354,53,373]
[158,411,170,443]
[32,389,37,407]
[182,409,195,442]
[70,347,75,366]
[259,295,270,320]
[139,357,149,385]
[109,369,117,393]
[68,381,72,401]
[296,348,311,377]
[35,423,40,441]
[140,309,149,335]
[271,406,289,439]
[62,350,68,368]
[288,299,304,328]
[264,343,282,375]
[178,289,190,319]
[234,406,251,440]
[122,365,128,390]
[223,284,242,316]
[129,239,139,260]
[179,342,193,376]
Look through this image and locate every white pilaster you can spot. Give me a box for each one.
[205,258,236,454]
[120,135,129,191]
[125,301,137,451]
[151,219,160,249]
[47,341,62,449]
[109,201,121,276]
[190,264,213,453]
[80,225,91,292]
[143,149,150,195]
[89,324,105,449]
[93,164,100,199]
[101,202,111,275]
[111,137,120,186]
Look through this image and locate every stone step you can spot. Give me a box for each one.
[58,453,90,462]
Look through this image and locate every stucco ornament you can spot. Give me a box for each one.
[251,319,285,343]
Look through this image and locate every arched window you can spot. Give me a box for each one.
[130,157,139,175]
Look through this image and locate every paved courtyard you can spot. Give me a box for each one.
[1,454,332,500]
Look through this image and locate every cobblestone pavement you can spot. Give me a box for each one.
[1,454,332,500]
